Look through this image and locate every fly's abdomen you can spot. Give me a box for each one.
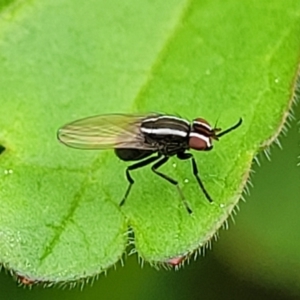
[115,148,154,161]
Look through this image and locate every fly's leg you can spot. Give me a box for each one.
[151,157,192,214]
[119,154,161,207]
[177,152,213,203]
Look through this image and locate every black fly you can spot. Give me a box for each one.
[57,113,242,213]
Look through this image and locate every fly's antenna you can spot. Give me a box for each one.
[214,112,222,130]
[216,118,243,138]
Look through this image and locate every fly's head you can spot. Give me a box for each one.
[189,117,242,151]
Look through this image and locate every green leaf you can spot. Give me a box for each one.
[0,0,299,283]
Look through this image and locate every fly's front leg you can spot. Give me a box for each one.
[119,154,161,207]
[177,152,213,203]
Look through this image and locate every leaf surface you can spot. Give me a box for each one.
[0,0,299,282]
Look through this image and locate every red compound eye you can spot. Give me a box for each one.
[189,134,211,150]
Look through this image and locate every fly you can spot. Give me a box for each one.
[57,113,242,213]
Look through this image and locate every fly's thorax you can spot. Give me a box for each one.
[140,115,190,141]
[189,118,214,151]
[140,115,190,155]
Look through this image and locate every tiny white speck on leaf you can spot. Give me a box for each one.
[4,169,13,175]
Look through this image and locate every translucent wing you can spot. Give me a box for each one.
[57,113,160,150]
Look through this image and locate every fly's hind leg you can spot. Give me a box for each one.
[119,154,161,207]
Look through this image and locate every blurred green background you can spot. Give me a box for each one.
[0,99,299,300]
